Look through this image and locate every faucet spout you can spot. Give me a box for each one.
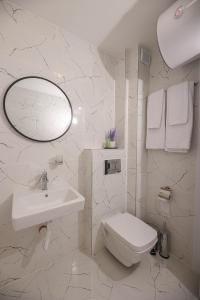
[40,170,48,190]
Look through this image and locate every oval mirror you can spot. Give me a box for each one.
[3,76,73,142]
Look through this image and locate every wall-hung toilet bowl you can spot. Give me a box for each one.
[101,213,157,267]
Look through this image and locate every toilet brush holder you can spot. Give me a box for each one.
[159,223,170,259]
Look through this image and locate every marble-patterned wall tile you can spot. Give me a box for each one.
[115,53,126,148]
[80,149,125,255]
[146,44,199,269]
[0,0,116,296]
[79,150,93,254]
[136,53,150,219]
[92,149,126,254]
[192,62,200,274]
[126,44,200,275]
[125,48,138,214]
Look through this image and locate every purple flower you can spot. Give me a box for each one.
[106,128,116,141]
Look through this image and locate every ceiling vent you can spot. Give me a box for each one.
[140,47,151,66]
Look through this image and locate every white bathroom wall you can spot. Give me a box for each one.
[193,61,200,274]
[115,53,126,148]
[80,149,126,254]
[136,53,150,219]
[0,0,116,297]
[146,44,199,269]
[125,48,138,214]
[79,150,93,254]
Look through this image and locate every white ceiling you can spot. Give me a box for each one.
[100,0,176,53]
[13,0,138,44]
[13,0,175,54]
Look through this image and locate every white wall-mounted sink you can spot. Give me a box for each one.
[12,185,85,231]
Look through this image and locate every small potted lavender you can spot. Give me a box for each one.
[104,128,117,149]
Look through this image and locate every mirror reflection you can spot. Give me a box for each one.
[3,77,73,141]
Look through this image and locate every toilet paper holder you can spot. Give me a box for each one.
[158,186,172,200]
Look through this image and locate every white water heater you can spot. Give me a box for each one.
[157,0,200,69]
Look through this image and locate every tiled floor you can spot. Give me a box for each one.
[0,248,198,300]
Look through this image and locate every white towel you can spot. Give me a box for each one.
[147,90,164,128]
[146,89,166,149]
[167,81,189,125]
[165,81,194,152]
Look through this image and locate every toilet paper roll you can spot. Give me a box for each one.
[158,196,168,202]
[158,188,171,200]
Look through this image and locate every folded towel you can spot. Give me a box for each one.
[146,89,166,149]
[147,89,165,128]
[165,81,194,152]
[165,149,188,153]
[167,81,190,125]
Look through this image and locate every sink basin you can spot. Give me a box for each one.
[12,186,85,231]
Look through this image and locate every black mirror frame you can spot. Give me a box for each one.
[3,76,73,142]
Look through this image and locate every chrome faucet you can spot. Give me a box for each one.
[40,170,48,190]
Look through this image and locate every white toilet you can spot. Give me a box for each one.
[101,213,157,267]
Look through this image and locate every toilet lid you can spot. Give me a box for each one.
[104,213,157,252]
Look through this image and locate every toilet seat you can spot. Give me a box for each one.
[104,213,157,253]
